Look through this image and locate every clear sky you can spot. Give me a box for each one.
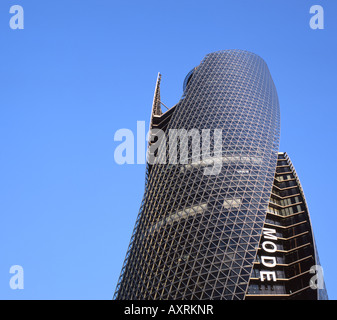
[0,0,336,300]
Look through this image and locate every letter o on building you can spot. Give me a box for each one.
[262,241,277,253]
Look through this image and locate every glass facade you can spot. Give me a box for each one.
[114,50,327,300]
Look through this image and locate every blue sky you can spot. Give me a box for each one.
[0,0,336,299]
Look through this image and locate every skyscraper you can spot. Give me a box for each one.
[114,50,327,300]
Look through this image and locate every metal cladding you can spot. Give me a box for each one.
[114,50,326,300]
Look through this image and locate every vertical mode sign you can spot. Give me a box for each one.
[260,228,278,282]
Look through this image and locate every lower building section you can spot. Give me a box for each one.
[246,152,328,300]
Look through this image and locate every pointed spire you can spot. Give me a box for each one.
[152,72,163,116]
